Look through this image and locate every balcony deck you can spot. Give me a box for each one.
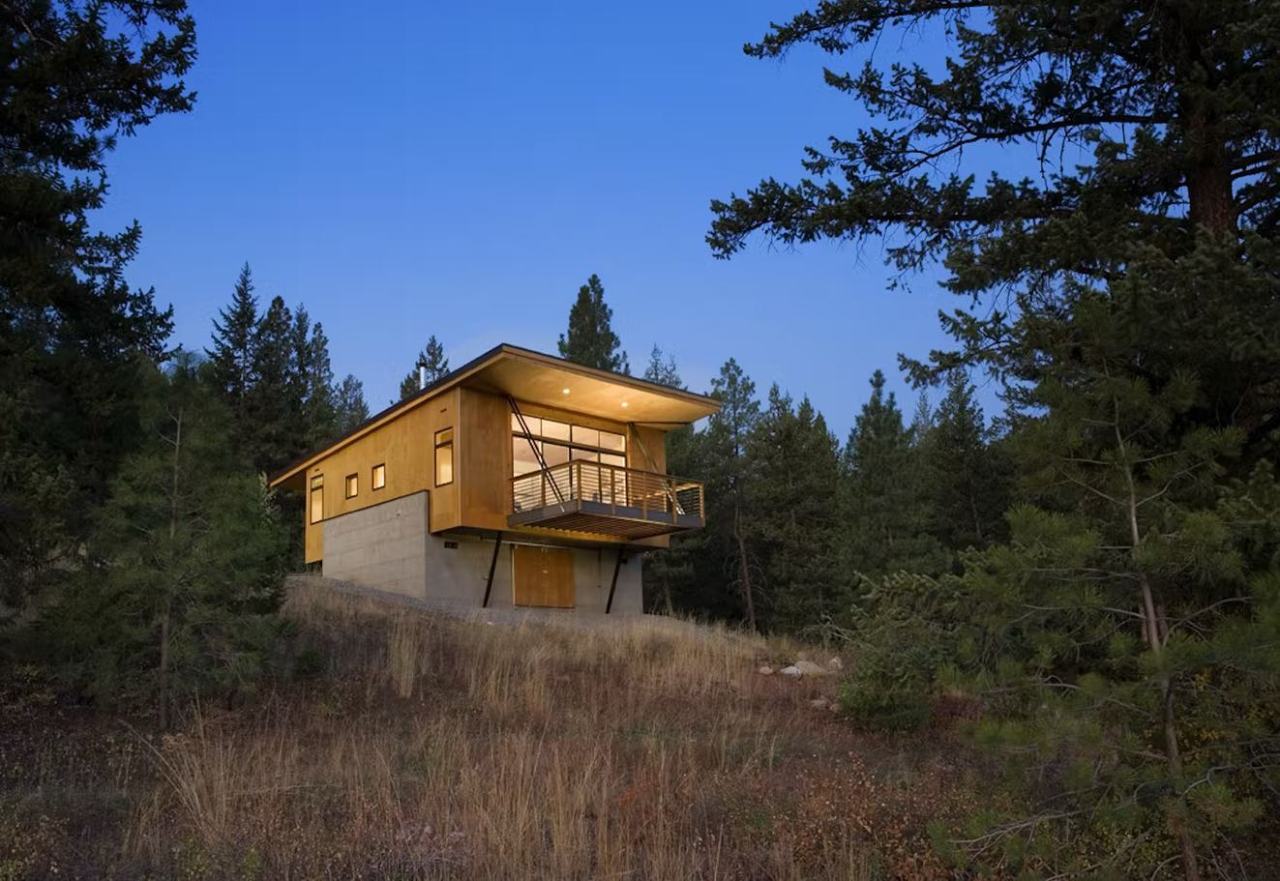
[509,461,705,539]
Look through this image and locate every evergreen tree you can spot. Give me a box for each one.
[291,309,337,448]
[923,371,1009,553]
[840,370,946,579]
[398,335,449,401]
[703,358,762,629]
[558,274,629,374]
[30,355,288,725]
[710,0,1280,466]
[244,296,296,474]
[334,375,370,435]
[1,1,195,610]
[642,344,683,388]
[206,263,258,431]
[747,387,843,632]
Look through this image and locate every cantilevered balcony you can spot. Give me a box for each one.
[509,460,705,539]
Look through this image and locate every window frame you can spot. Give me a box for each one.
[309,475,324,524]
[434,427,454,486]
[371,463,386,491]
[344,472,359,499]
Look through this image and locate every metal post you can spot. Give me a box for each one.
[605,549,624,614]
[482,531,503,607]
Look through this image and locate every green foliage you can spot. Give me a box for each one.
[1,0,195,612]
[27,356,290,721]
[558,274,629,373]
[398,334,449,401]
[840,370,948,579]
[746,388,846,632]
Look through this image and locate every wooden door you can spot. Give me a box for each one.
[513,545,575,608]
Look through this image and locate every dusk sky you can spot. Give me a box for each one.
[95,0,989,437]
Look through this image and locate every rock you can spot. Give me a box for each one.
[826,657,843,671]
[809,697,830,709]
[779,665,803,677]
[757,665,774,676]
[791,659,829,676]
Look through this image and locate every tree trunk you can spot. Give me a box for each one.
[1119,423,1201,881]
[732,504,756,632]
[159,407,184,730]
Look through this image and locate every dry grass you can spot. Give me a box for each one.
[0,582,984,880]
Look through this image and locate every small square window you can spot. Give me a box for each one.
[345,473,358,498]
[372,463,386,490]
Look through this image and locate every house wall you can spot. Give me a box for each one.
[302,387,459,563]
[318,490,644,613]
[457,390,672,549]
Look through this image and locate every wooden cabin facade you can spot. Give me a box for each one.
[269,344,719,613]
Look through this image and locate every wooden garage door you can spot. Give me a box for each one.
[512,545,575,608]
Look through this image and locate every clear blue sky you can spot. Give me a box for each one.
[96,0,984,438]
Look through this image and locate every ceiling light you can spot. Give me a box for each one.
[561,387,571,395]
[620,401,629,408]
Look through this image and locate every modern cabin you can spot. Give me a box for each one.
[269,344,720,613]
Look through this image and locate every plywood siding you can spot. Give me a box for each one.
[458,388,511,531]
[303,387,460,563]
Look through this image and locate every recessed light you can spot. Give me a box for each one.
[620,401,629,408]
[561,387,571,395]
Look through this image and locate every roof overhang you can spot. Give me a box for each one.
[269,344,720,488]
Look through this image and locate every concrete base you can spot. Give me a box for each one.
[319,491,643,614]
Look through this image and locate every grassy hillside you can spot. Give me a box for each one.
[1,581,989,880]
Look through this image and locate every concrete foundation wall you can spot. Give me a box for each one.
[321,490,644,613]
[321,492,429,600]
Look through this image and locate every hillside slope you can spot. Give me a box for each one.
[1,579,986,880]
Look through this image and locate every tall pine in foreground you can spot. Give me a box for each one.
[0,1,194,613]
[398,335,449,401]
[711,6,1280,875]
[30,356,288,726]
[558,274,629,373]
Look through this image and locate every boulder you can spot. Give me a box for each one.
[809,697,831,709]
[757,665,775,676]
[826,657,843,672]
[779,665,803,677]
[791,659,829,676]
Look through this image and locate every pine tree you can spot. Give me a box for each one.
[206,263,258,423]
[642,344,683,388]
[922,371,1009,553]
[31,355,288,724]
[840,370,946,580]
[244,296,296,474]
[704,358,762,629]
[289,308,338,448]
[0,2,194,610]
[746,387,843,632]
[710,1,1280,466]
[334,375,370,435]
[398,335,449,401]
[558,274,629,374]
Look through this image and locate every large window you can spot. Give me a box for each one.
[511,415,626,476]
[512,415,627,508]
[435,428,454,486]
[310,475,324,524]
